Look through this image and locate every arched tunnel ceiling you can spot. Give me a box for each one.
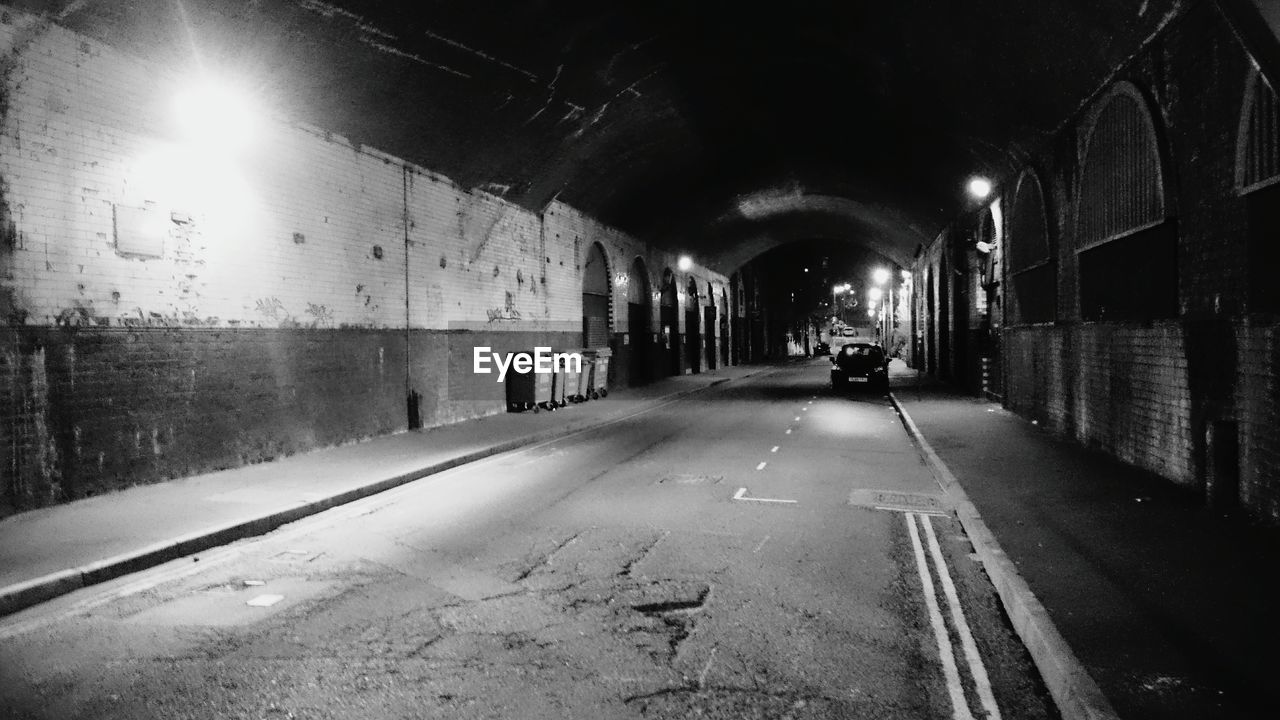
[29,0,1201,270]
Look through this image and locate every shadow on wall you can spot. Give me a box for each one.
[0,325,590,515]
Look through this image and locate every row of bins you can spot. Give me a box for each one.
[506,348,610,413]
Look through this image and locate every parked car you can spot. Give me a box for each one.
[830,342,889,393]
[813,341,831,356]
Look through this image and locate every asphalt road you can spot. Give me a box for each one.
[0,365,1058,720]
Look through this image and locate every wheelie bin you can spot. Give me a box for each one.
[505,350,554,412]
[590,348,612,398]
[561,358,583,403]
[551,360,568,408]
[576,350,597,402]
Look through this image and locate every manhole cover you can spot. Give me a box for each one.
[848,489,947,514]
[658,474,723,485]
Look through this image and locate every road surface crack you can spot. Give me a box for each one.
[618,530,670,578]
[513,531,583,582]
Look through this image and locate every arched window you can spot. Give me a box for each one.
[719,288,730,366]
[1008,170,1055,323]
[582,243,611,347]
[660,269,680,376]
[1237,68,1280,312]
[626,257,653,385]
[1238,68,1280,192]
[626,257,650,306]
[685,277,701,373]
[1075,83,1176,321]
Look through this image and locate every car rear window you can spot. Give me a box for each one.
[841,344,884,361]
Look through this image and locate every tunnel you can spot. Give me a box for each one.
[2,1,1280,718]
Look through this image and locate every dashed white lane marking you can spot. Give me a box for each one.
[755,461,767,471]
[802,407,808,412]
[922,514,1002,720]
[906,512,975,720]
[794,416,801,421]
[785,428,793,435]
[732,487,797,504]
[770,446,779,453]
[753,535,771,553]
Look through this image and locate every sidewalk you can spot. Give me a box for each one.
[892,382,1280,720]
[0,364,765,616]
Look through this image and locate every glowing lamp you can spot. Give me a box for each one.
[967,177,993,200]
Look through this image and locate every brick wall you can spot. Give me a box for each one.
[0,9,729,512]
[986,3,1280,521]
[1237,323,1280,519]
[1006,323,1194,485]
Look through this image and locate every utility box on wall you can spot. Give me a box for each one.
[113,204,165,259]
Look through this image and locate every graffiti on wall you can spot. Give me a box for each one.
[255,297,287,321]
[486,291,522,322]
[305,303,334,328]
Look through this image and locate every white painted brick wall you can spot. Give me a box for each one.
[0,8,722,337]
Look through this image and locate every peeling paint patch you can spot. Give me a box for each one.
[4,343,63,509]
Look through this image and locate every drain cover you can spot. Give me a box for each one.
[659,474,723,485]
[848,489,947,514]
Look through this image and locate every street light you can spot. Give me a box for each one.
[832,283,851,324]
[872,268,890,286]
[677,255,693,271]
[968,176,993,200]
[868,286,883,302]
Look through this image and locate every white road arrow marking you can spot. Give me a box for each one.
[732,487,797,504]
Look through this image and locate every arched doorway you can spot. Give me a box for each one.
[704,281,717,370]
[720,288,730,367]
[660,269,680,377]
[976,207,1002,398]
[686,278,701,374]
[925,266,935,374]
[730,273,742,365]
[940,249,952,380]
[627,257,652,386]
[582,243,611,348]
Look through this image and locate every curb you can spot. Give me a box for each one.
[0,372,752,618]
[889,392,1121,720]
